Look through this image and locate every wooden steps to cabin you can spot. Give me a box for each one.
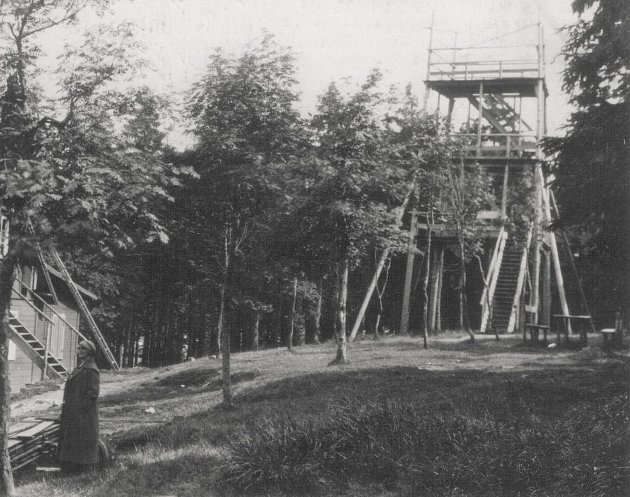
[7,312,68,379]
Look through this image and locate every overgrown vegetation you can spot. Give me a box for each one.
[222,374,629,496]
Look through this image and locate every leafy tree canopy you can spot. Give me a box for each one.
[545,0,630,317]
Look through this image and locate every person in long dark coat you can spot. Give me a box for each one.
[57,339,100,473]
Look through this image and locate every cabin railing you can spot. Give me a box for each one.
[13,280,89,343]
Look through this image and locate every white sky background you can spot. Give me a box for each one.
[45,0,577,149]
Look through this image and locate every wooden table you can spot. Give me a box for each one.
[553,314,592,346]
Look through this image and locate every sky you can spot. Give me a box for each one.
[46,0,579,148]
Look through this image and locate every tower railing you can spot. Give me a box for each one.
[455,133,537,159]
[429,59,540,81]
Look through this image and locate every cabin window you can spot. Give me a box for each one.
[20,266,37,297]
[51,314,66,360]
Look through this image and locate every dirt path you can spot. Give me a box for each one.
[11,367,160,421]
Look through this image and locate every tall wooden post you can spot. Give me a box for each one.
[477,82,484,155]
[422,11,435,109]
[541,183,571,330]
[400,207,418,335]
[428,245,443,332]
[549,191,596,332]
[541,241,551,327]
[530,23,545,316]
[349,191,413,342]
[501,164,509,218]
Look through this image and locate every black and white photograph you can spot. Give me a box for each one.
[0,0,627,495]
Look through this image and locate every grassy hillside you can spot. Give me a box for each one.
[15,334,630,496]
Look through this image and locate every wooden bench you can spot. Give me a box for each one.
[524,305,550,344]
[600,328,623,349]
[554,314,592,347]
[526,323,550,344]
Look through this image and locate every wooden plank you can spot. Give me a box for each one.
[15,421,56,439]
[8,422,38,435]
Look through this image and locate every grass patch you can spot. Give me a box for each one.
[13,336,630,497]
[220,390,630,496]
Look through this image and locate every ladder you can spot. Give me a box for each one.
[49,248,119,370]
[8,312,68,379]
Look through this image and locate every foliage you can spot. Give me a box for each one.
[291,73,410,270]
[544,0,630,320]
[443,162,495,261]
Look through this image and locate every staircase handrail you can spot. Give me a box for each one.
[13,280,89,343]
[10,287,54,326]
[479,226,507,332]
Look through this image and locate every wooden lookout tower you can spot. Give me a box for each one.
[397,23,593,338]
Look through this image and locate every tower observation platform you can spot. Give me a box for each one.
[397,24,582,336]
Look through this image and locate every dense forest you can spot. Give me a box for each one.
[0,0,627,371]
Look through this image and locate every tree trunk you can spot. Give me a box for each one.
[221,318,231,406]
[296,287,306,347]
[220,225,235,407]
[287,276,297,351]
[437,246,444,332]
[251,311,260,351]
[313,277,323,344]
[374,313,382,339]
[459,240,475,341]
[0,256,17,497]
[216,232,229,356]
[332,257,350,364]
[421,213,432,349]
[332,269,340,343]
[374,256,391,340]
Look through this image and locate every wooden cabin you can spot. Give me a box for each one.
[1,214,98,391]
[8,261,97,392]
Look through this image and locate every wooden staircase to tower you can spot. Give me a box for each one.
[480,227,531,334]
[490,243,523,333]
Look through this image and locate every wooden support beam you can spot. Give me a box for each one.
[501,164,509,218]
[349,191,413,342]
[477,82,484,154]
[541,238,551,327]
[399,207,419,335]
[422,11,435,109]
[540,178,571,333]
[549,190,596,332]
[530,163,542,312]
[428,245,442,333]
